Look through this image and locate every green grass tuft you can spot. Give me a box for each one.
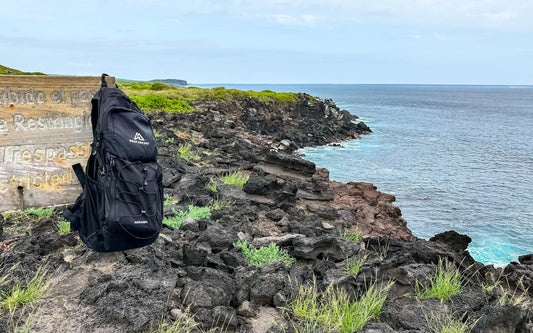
[2,207,55,234]
[425,311,479,333]
[289,278,393,332]
[163,194,173,206]
[341,227,363,243]
[415,258,464,301]
[219,171,249,187]
[209,199,234,210]
[57,221,70,235]
[177,144,201,162]
[150,306,199,333]
[0,266,50,315]
[234,240,295,268]
[346,256,366,276]
[24,207,54,221]
[162,205,211,229]
[205,179,218,192]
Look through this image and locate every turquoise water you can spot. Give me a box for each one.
[197,84,533,265]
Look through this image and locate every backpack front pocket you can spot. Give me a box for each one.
[105,157,163,240]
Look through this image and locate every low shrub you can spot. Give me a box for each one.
[120,82,300,105]
[130,95,193,113]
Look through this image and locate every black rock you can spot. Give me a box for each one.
[292,236,359,262]
[430,230,472,252]
[182,243,208,266]
[518,254,533,265]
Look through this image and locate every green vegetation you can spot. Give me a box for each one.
[9,207,54,222]
[205,179,218,192]
[162,205,211,229]
[234,240,295,268]
[121,82,298,103]
[415,258,464,301]
[209,199,234,210]
[119,82,299,114]
[341,227,363,243]
[219,171,249,187]
[497,278,530,306]
[57,221,70,235]
[1,207,56,236]
[0,64,45,75]
[288,278,393,332]
[130,94,194,113]
[498,286,529,306]
[482,272,530,307]
[425,311,478,333]
[178,144,201,162]
[346,256,366,276]
[0,266,50,315]
[164,194,173,206]
[151,310,199,333]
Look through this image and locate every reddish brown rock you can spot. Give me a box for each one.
[330,181,415,241]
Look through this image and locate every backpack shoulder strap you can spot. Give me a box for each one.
[101,73,108,88]
[91,73,109,129]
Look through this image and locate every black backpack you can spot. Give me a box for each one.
[64,74,163,252]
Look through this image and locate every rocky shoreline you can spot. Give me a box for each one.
[0,93,532,332]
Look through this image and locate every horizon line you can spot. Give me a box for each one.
[189,82,533,87]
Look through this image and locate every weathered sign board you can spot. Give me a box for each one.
[0,75,115,212]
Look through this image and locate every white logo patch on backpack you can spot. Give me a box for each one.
[130,132,149,145]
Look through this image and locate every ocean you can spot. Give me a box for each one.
[196,84,533,266]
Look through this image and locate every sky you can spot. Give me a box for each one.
[2,0,533,84]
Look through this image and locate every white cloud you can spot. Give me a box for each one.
[269,14,320,27]
[229,0,533,31]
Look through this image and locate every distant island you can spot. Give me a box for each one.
[148,78,187,86]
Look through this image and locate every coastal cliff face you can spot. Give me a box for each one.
[0,93,531,332]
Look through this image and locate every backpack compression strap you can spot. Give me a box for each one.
[71,163,86,187]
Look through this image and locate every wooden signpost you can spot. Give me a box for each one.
[0,75,115,212]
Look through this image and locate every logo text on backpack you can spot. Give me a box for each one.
[129,132,149,145]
